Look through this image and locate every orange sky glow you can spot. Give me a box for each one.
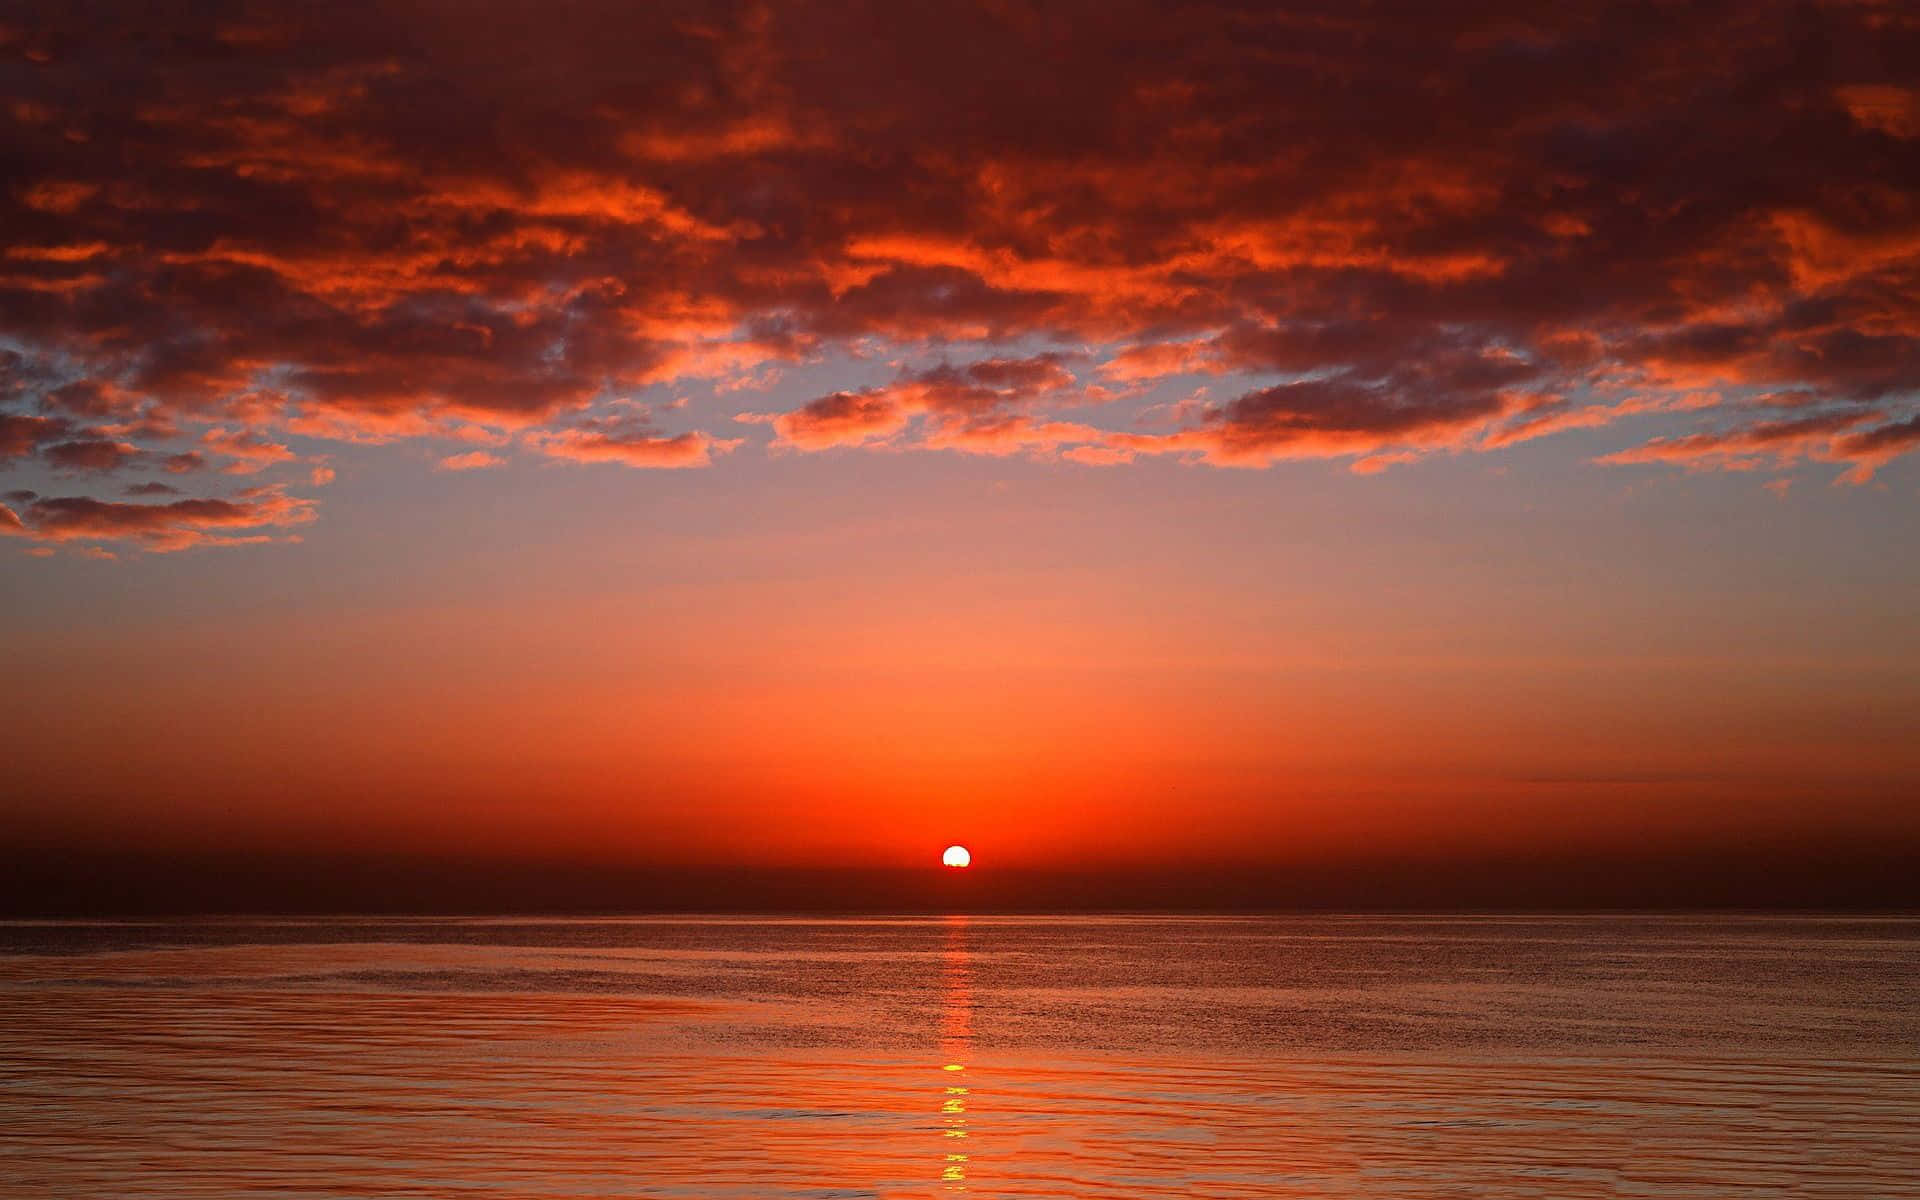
[2,1,1917,909]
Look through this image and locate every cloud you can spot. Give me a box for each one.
[1137,356,1535,467]
[754,353,1086,451]
[437,450,504,471]
[760,390,910,449]
[2,485,315,552]
[1593,408,1920,483]
[0,413,69,460]
[42,438,143,472]
[1833,413,1920,481]
[531,429,741,469]
[1,0,1917,548]
[201,427,298,474]
[39,379,141,419]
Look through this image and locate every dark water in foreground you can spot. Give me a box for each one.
[1,915,1916,1197]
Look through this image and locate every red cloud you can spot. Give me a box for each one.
[0,413,69,460]
[762,390,910,449]
[437,450,505,471]
[201,427,299,474]
[3,485,315,552]
[41,438,143,472]
[1594,408,1918,483]
[531,429,741,469]
[755,354,1085,451]
[1,0,1917,541]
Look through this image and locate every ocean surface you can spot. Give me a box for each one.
[1,915,1916,1198]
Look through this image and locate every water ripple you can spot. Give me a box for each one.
[2,916,1916,1197]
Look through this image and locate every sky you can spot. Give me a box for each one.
[2,1,1918,909]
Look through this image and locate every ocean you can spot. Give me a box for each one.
[2,915,1915,1197]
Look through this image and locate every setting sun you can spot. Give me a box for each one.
[942,846,971,869]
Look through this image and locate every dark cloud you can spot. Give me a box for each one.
[3,486,314,551]
[0,413,70,459]
[1837,412,1920,458]
[39,379,136,418]
[41,437,141,472]
[529,409,742,468]
[1594,407,1920,481]
[2,0,1917,538]
[758,352,1090,450]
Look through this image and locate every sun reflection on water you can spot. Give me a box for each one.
[938,915,973,1191]
[6,918,1915,1199]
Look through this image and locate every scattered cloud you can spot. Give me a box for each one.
[1,486,314,552]
[41,438,142,473]
[201,428,299,475]
[2,0,1917,552]
[1594,408,1920,484]
[753,354,1084,452]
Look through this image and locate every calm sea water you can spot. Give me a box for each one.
[1,915,1916,1197]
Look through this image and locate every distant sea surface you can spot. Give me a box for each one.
[2,915,1916,1198]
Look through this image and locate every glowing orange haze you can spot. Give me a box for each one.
[7,480,1915,885]
[2,1,1918,907]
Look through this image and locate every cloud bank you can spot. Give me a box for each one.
[3,0,1917,550]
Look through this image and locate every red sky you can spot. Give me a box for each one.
[1,2,1917,908]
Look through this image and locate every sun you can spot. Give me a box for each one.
[941,845,971,869]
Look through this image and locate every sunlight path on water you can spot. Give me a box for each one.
[1,915,1917,1198]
